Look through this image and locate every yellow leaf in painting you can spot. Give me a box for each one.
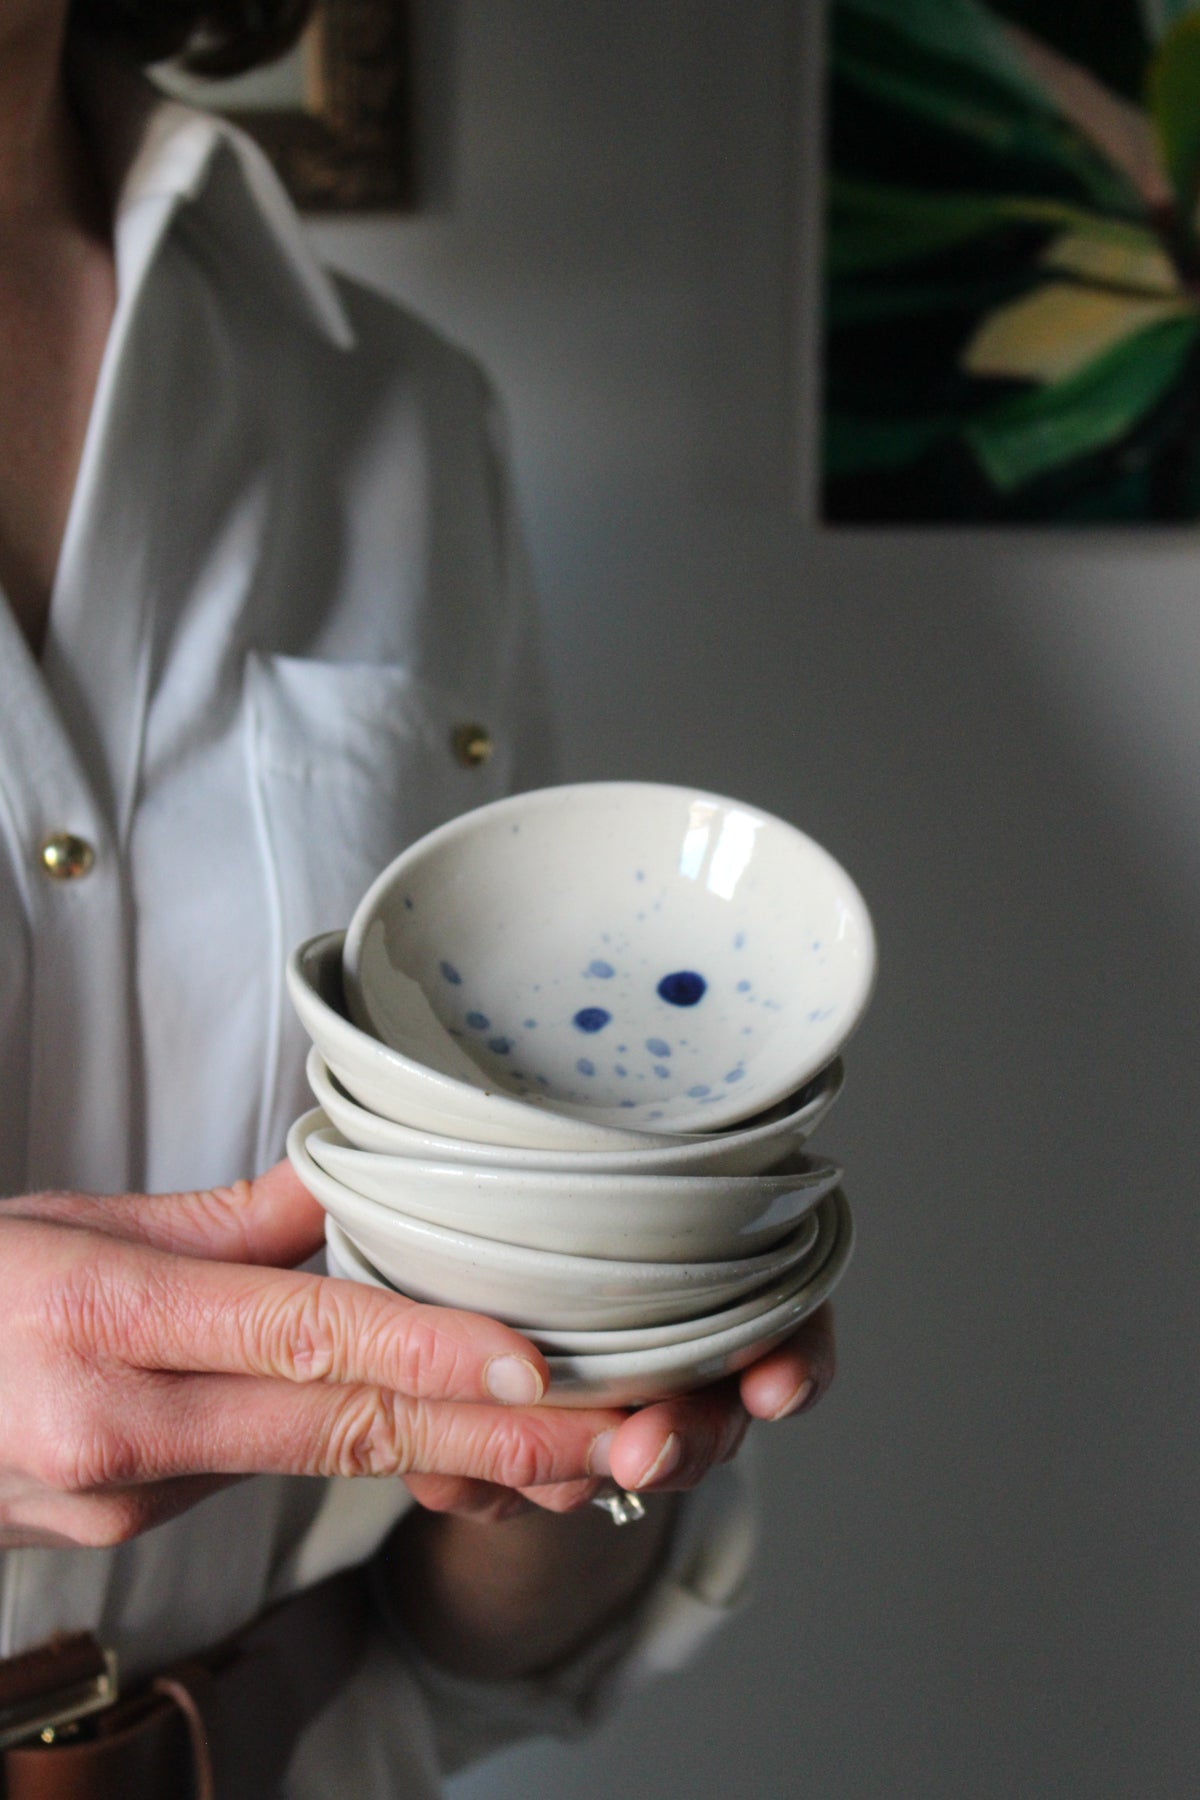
[961,282,1193,383]
[1038,231,1181,297]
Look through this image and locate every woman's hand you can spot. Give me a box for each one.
[0,1162,639,1549]
[403,1303,837,1523]
[389,1307,837,1680]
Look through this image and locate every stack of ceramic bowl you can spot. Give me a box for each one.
[286,783,874,1406]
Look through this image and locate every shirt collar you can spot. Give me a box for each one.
[69,45,355,351]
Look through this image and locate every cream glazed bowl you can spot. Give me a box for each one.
[288,1110,825,1330]
[324,1192,854,1408]
[287,932,734,1153]
[304,1120,841,1261]
[322,1213,824,1353]
[343,782,876,1135]
[305,1048,845,1178]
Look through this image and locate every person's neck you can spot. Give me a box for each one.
[0,6,86,225]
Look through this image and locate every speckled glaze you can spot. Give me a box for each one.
[342,783,875,1134]
[323,1191,854,1407]
[287,931,711,1152]
[288,1108,828,1329]
[305,1047,844,1177]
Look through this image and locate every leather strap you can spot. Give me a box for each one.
[2,1564,372,1800]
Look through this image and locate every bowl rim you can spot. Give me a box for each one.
[542,1189,854,1391]
[305,1044,845,1166]
[306,1120,842,1199]
[291,930,765,1152]
[341,780,876,1133]
[322,1210,828,1352]
[288,1107,824,1285]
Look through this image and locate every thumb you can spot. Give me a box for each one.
[39,1160,328,1268]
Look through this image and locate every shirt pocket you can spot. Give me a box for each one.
[244,651,511,1159]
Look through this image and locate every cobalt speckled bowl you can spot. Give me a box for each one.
[343,782,876,1135]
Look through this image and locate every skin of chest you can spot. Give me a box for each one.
[0,30,115,659]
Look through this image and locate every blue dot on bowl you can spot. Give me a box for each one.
[574,1007,611,1033]
[576,1057,596,1077]
[488,1036,512,1055]
[645,1037,671,1058]
[657,970,707,1007]
[586,959,615,979]
[465,1011,490,1031]
[688,1083,711,1098]
[440,961,462,985]
[654,1064,670,1079]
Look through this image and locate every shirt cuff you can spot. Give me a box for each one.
[369,1449,758,1776]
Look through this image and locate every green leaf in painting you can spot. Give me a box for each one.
[834,0,1142,213]
[829,180,1029,273]
[824,412,955,477]
[827,178,1138,276]
[1147,14,1200,215]
[964,314,1199,489]
[838,0,1048,108]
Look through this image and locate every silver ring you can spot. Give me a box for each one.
[591,1487,646,1526]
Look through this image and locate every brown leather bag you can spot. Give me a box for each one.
[0,1565,372,1800]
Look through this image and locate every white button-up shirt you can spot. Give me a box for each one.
[0,62,752,1797]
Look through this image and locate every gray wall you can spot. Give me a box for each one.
[312,5,1200,1795]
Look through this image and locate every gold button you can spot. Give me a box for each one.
[40,833,96,880]
[451,722,494,769]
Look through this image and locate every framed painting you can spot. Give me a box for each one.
[821,0,1200,523]
[155,0,417,212]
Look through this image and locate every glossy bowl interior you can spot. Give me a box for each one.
[305,1047,844,1177]
[288,1109,824,1330]
[305,1119,841,1261]
[343,782,875,1134]
[288,931,730,1153]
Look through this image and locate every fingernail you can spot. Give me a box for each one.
[770,1375,815,1422]
[632,1432,681,1490]
[588,1429,617,1477]
[485,1356,544,1405]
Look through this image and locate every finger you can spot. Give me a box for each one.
[603,1383,749,1494]
[41,1229,553,1407]
[8,1163,326,1269]
[58,1371,628,1488]
[737,1303,836,1421]
[517,1478,602,1514]
[403,1474,531,1524]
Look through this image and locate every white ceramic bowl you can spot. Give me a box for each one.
[325,1191,854,1407]
[323,1213,823,1352]
[288,1110,824,1329]
[306,1047,844,1177]
[344,782,875,1134]
[288,932,744,1153]
[304,1120,841,1260]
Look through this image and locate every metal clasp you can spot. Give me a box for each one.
[0,1633,119,1750]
